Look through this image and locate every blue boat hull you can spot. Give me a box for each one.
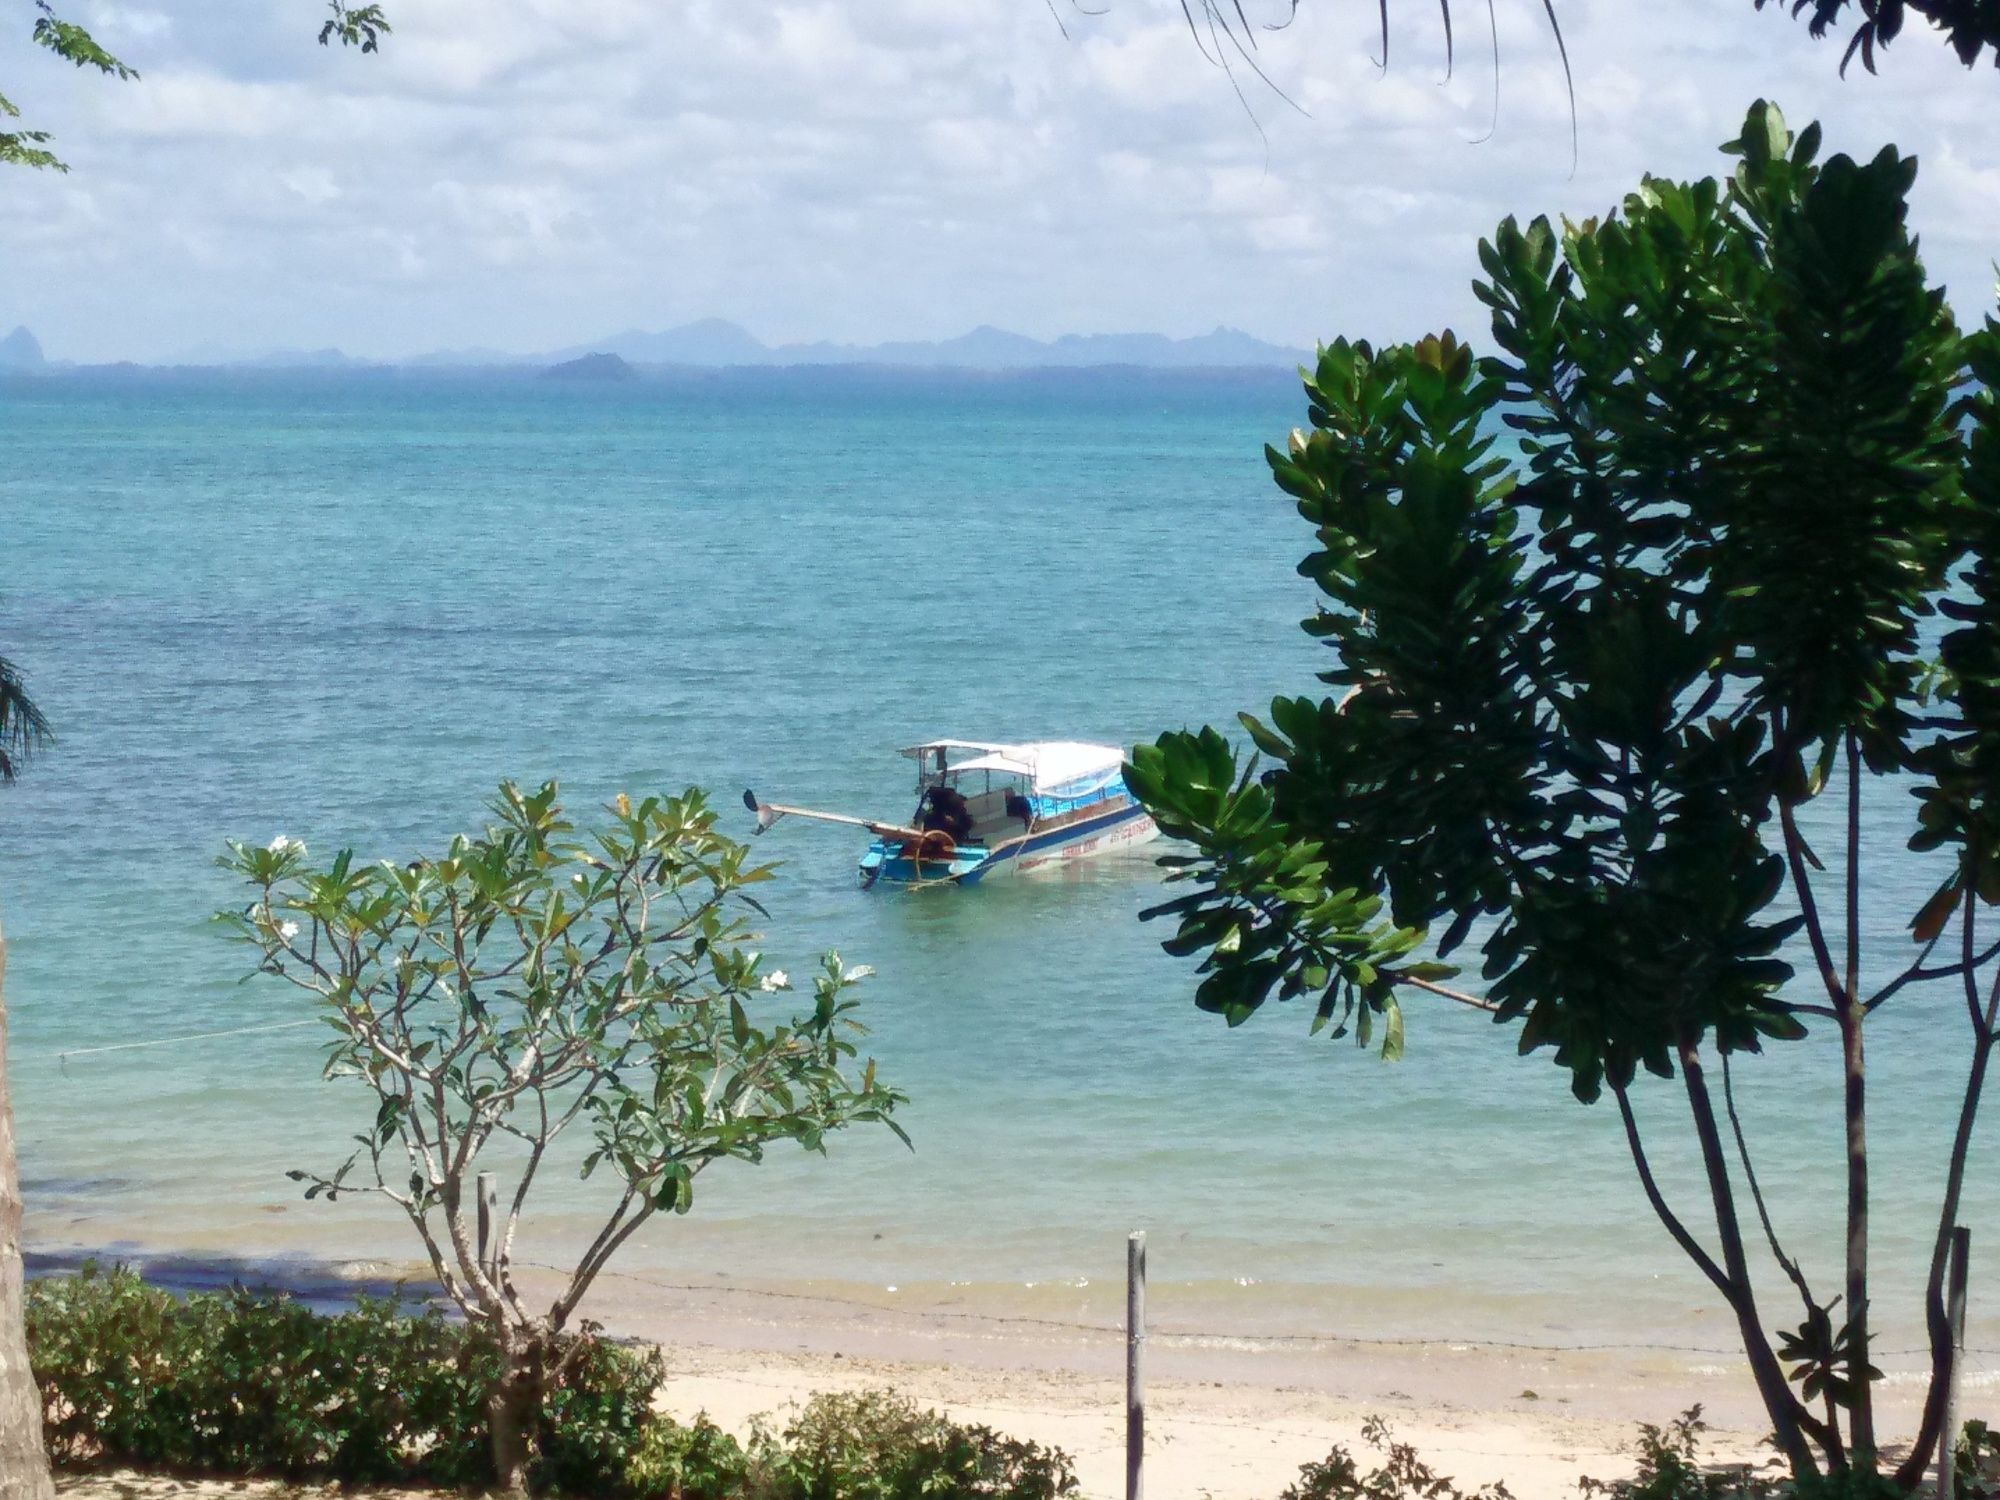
[859,798,1157,886]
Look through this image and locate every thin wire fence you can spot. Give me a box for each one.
[28,1026,1999,1366]
[530,1260,2000,1363]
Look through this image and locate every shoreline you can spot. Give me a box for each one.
[21,1245,1776,1497]
[31,1244,1996,1495]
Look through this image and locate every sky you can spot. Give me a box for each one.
[2,0,1997,363]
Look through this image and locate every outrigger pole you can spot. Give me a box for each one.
[742,789,925,844]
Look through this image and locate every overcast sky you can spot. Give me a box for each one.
[3,0,1996,362]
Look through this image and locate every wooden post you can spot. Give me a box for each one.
[476,1172,498,1285]
[1939,1226,1971,1500]
[1126,1230,1146,1500]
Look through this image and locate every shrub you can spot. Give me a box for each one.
[745,1388,1078,1500]
[537,1334,672,1498]
[1959,1419,2000,1497]
[1574,1407,1961,1499]
[1577,1409,1770,1500]
[25,1269,1078,1500]
[1279,1415,1516,1500]
[626,1413,749,1500]
[25,1264,654,1492]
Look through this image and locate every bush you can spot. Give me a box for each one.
[1279,1415,1516,1500]
[627,1413,750,1500]
[25,1263,658,1492]
[25,1268,1078,1500]
[745,1389,1077,1500]
[1575,1408,1766,1500]
[1576,1407,1950,1500]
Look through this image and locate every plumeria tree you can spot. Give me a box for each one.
[1129,102,2000,1491]
[219,782,904,1497]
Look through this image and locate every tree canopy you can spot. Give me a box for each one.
[1174,0,2000,76]
[1127,99,2000,1489]
[8,0,1996,176]
[0,1,387,171]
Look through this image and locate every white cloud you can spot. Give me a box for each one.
[1,0,1996,361]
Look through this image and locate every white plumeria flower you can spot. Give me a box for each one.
[267,835,294,853]
[759,970,790,992]
[277,920,300,944]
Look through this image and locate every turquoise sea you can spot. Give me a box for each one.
[2,368,1994,1364]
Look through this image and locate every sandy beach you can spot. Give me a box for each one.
[52,1326,1771,1500]
[51,1248,2000,1497]
[553,1266,1786,1497]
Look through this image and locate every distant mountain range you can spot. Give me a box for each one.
[1,319,1310,373]
[536,319,1308,370]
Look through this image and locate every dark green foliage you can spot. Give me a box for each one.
[1279,1415,1516,1499]
[1578,1409,1768,1499]
[538,1336,678,1497]
[5,0,379,172]
[1956,1419,2000,1495]
[29,2,135,78]
[24,1270,1078,1500]
[0,653,51,780]
[319,2,392,53]
[1577,1408,1919,1498]
[25,1264,655,1492]
[1130,99,1999,1487]
[0,90,61,171]
[2,0,136,169]
[1775,1308,1881,1413]
[748,1389,1078,1500]
[1133,101,1962,1101]
[1281,1407,1997,1500]
[1756,0,2000,71]
[627,1413,750,1500]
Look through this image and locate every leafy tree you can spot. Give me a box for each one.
[1,1,386,171]
[1168,0,1999,80]
[1127,100,1997,1490]
[218,782,904,1497]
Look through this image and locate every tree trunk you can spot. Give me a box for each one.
[1841,735,1877,1467]
[0,923,55,1500]
[488,1334,545,1499]
[1895,1020,1997,1491]
[1679,1035,1822,1479]
[1838,987,1876,1465]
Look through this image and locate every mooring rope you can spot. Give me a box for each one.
[54,1016,319,1070]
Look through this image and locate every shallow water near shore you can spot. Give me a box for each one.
[4,367,1997,1374]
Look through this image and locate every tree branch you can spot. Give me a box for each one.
[1677,1033,1822,1476]
[1613,1080,1732,1297]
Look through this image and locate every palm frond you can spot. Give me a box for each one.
[0,656,52,783]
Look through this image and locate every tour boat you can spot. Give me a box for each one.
[744,739,1159,887]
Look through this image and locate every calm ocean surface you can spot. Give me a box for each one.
[1,368,1992,1358]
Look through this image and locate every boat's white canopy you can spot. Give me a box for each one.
[917,740,1127,796]
[898,739,1014,761]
